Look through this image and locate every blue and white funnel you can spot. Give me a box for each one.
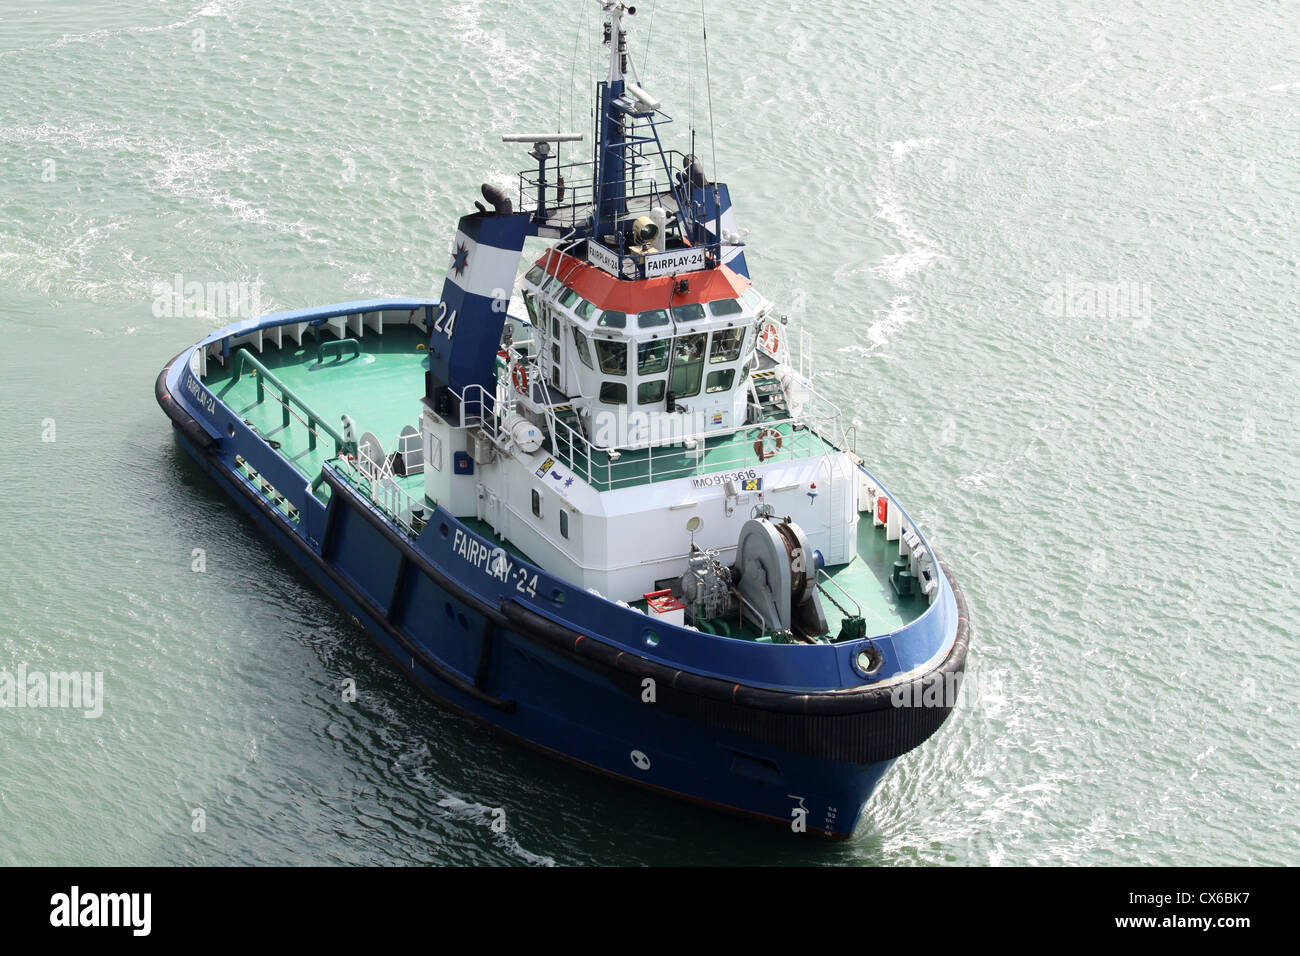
[426,208,531,409]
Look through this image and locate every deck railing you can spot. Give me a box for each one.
[330,449,428,538]
[233,348,346,455]
[450,351,851,491]
[516,151,691,230]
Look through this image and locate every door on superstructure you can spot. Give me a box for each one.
[483,488,501,536]
[547,306,566,393]
[668,332,707,406]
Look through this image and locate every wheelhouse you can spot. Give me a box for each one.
[517,248,773,448]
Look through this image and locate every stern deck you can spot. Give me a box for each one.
[204,324,430,484]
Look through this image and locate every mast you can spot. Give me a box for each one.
[593,1,634,236]
[498,0,747,279]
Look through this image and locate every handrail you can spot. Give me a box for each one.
[317,337,361,364]
[448,346,852,491]
[330,456,429,539]
[816,567,862,621]
[516,149,694,225]
[233,348,345,454]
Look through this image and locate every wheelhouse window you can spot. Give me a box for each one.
[595,339,628,375]
[524,265,546,285]
[636,309,670,329]
[559,288,580,309]
[638,380,666,404]
[669,333,707,398]
[599,382,628,405]
[575,299,598,321]
[597,310,627,329]
[671,303,706,324]
[710,327,745,363]
[572,327,594,369]
[706,369,735,393]
[708,298,744,317]
[637,339,669,375]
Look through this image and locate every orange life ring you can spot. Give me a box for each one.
[760,322,781,354]
[511,362,529,396]
[753,426,783,462]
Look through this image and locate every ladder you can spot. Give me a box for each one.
[551,403,581,460]
[751,371,789,421]
[827,471,847,562]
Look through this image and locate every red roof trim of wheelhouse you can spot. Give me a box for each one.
[534,251,752,314]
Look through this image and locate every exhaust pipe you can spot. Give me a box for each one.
[481,183,513,216]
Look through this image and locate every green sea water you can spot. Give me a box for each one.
[0,0,1296,865]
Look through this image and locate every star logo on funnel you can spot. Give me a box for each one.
[451,242,469,278]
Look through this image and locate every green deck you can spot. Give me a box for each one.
[204,325,430,484]
[822,517,927,635]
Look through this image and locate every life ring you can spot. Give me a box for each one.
[753,426,783,462]
[511,362,529,396]
[760,322,781,354]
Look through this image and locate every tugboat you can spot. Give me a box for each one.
[155,1,969,838]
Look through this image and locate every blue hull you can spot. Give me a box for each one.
[157,314,969,839]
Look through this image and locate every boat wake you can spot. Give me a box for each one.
[838,294,916,357]
[435,796,557,867]
[872,182,944,288]
[50,0,245,48]
[841,147,947,354]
